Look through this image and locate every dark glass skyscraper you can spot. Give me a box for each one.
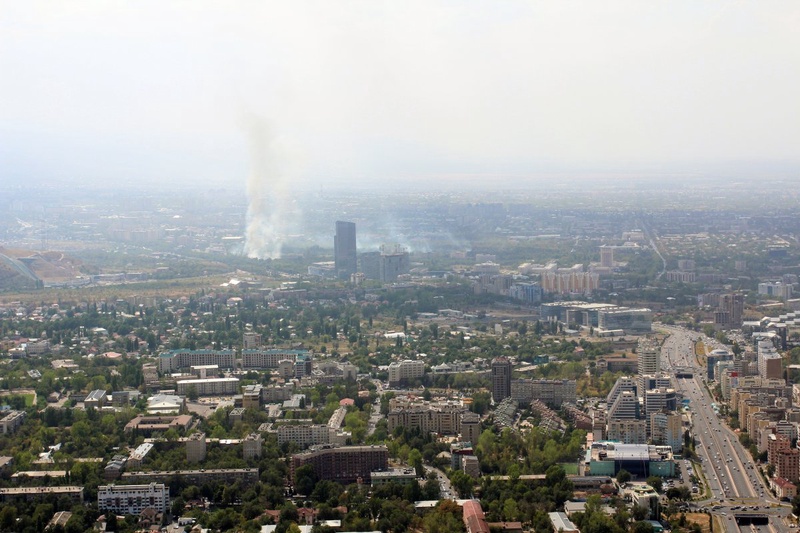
[491,357,512,403]
[334,221,357,280]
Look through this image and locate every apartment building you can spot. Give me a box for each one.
[291,445,388,485]
[98,483,168,514]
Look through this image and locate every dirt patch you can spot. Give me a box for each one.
[685,512,711,533]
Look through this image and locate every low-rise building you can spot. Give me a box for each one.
[547,512,579,533]
[772,476,798,500]
[586,442,675,478]
[124,415,193,435]
[0,486,84,504]
[0,410,26,435]
[370,468,417,486]
[83,389,107,409]
[121,468,258,487]
[127,443,154,470]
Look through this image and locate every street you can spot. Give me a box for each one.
[659,325,793,532]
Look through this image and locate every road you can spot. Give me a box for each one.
[424,465,456,500]
[658,325,793,532]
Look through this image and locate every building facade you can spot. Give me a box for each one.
[97,483,168,514]
[334,221,357,280]
[491,357,512,403]
[291,445,388,485]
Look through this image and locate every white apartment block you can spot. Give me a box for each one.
[176,377,240,396]
[98,483,168,514]
[276,424,350,449]
[637,338,660,376]
[158,350,236,373]
[388,359,425,384]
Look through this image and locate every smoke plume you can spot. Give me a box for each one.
[243,116,288,259]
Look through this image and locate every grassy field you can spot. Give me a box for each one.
[559,463,579,475]
[0,391,36,407]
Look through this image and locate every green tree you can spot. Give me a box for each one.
[450,470,474,498]
[646,475,663,493]
[408,449,424,477]
[186,385,199,401]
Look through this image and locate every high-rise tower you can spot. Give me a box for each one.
[334,221,357,280]
[491,357,512,403]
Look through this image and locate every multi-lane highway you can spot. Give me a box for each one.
[659,325,792,532]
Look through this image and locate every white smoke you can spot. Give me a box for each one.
[243,116,290,259]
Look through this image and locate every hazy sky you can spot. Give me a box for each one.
[2,1,800,190]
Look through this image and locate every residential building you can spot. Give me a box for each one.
[607,419,647,444]
[510,379,576,407]
[775,448,800,482]
[715,293,745,329]
[388,359,425,384]
[650,412,683,452]
[242,384,262,409]
[176,377,239,396]
[121,469,258,487]
[241,349,309,369]
[158,349,236,373]
[127,443,154,470]
[0,486,84,504]
[276,424,350,449]
[772,477,798,500]
[98,483,168,514]
[387,404,472,436]
[0,410,26,435]
[290,445,388,485]
[637,338,660,376]
[492,357,512,403]
[759,282,793,301]
[643,389,677,434]
[600,246,614,268]
[242,332,262,350]
[243,433,263,460]
[186,432,207,463]
[758,339,783,380]
[608,391,640,420]
[606,376,638,407]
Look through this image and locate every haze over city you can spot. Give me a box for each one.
[2,1,800,191]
